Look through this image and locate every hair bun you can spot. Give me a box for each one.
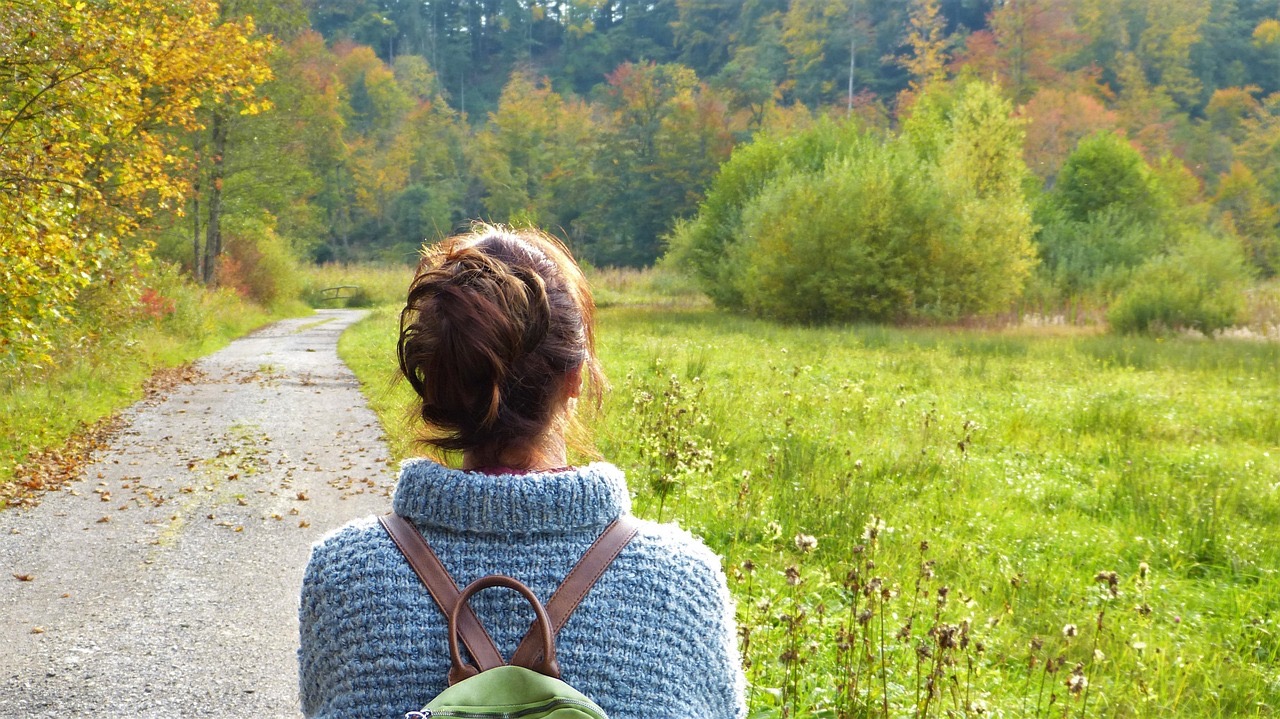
[397,226,604,456]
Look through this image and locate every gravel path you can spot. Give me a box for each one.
[0,309,398,718]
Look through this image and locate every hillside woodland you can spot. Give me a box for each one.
[4,0,1280,364]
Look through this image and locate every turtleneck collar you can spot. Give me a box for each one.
[392,459,631,536]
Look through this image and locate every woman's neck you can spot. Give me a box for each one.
[462,433,568,473]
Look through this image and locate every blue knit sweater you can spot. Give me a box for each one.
[298,459,746,719]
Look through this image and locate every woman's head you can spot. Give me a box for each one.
[397,226,604,463]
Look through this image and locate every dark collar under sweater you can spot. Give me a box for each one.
[391,459,632,536]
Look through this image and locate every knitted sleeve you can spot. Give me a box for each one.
[613,523,747,719]
[298,526,345,718]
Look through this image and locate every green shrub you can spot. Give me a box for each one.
[1108,232,1251,335]
[217,213,300,308]
[678,80,1036,324]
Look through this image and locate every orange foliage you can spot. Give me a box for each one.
[1020,89,1119,181]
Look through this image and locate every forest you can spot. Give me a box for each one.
[3,0,1280,359]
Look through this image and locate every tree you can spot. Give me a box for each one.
[473,71,600,238]
[1215,161,1279,276]
[1136,0,1211,111]
[586,61,732,266]
[897,0,948,97]
[1020,89,1118,183]
[0,0,272,359]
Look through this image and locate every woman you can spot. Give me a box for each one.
[298,226,745,719]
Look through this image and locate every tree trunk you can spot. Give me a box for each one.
[202,110,227,285]
[192,179,202,281]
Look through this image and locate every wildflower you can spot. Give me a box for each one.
[862,515,886,544]
[1062,623,1078,639]
[1130,636,1147,652]
[741,559,756,574]
[1135,602,1152,617]
[1029,635,1044,651]
[1138,561,1150,580]
[793,533,818,554]
[937,585,950,607]
[1094,649,1105,662]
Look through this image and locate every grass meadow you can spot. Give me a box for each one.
[343,277,1279,718]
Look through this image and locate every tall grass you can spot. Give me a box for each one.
[298,263,415,309]
[340,298,1280,718]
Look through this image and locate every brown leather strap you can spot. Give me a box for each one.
[509,515,640,668]
[378,514,503,672]
[447,575,561,684]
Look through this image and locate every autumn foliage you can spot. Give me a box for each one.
[0,0,272,362]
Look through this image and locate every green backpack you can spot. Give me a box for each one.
[379,514,639,719]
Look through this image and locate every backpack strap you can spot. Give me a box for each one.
[378,514,504,672]
[509,515,640,669]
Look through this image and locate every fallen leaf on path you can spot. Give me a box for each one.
[1,416,123,510]
[296,491,309,501]
[31,627,44,634]
[298,520,310,528]
[97,516,110,523]
[13,574,34,582]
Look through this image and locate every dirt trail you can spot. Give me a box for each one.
[0,309,398,718]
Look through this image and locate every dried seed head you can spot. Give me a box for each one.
[1030,635,1044,651]
[785,565,802,586]
[1135,602,1152,617]
[1138,561,1149,580]
[741,559,756,574]
[857,608,874,625]
[1062,623,1078,639]
[919,540,930,553]
[935,624,959,650]
[1067,664,1087,696]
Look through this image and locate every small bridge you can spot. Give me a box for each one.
[318,285,361,303]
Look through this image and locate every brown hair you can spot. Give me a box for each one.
[397,225,604,459]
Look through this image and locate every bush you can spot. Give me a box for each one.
[1108,232,1251,335]
[671,80,1036,324]
[1036,205,1169,294]
[217,213,300,308]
